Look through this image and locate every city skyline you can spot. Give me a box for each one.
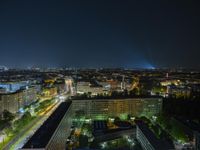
[0,67,199,149]
[0,0,200,69]
[0,1,200,149]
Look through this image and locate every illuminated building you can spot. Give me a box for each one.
[41,87,57,99]
[0,86,38,114]
[100,80,132,93]
[77,81,107,96]
[0,92,21,114]
[168,85,191,98]
[44,79,55,84]
[0,81,29,92]
[106,80,120,91]
[72,98,162,119]
[65,78,73,94]
[20,86,38,106]
[160,79,180,86]
[99,82,111,91]
[54,82,66,94]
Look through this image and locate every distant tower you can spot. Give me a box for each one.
[166,73,169,78]
[74,69,78,94]
[121,75,125,90]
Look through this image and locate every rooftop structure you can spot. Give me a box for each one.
[93,120,108,135]
[92,120,135,143]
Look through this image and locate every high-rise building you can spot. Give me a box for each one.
[0,92,20,114]
[22,102,72,150]
[72,97,162,119]
[0,86,38,115]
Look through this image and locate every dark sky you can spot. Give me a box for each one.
[0,0,200,68]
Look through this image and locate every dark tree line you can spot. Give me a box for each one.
[163,97,200,121]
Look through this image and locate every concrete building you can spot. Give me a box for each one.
[172,117,200,150]
[72,98,162,119]
[136,121,174,150]
[41,87,57,99]
[20,86,38,106]
[22,101,73,150]
[55,82,66,94]
[65,78,73,94]
[77,81,107,96]
[0,86,38,114]
[0,92,20,114]
[0,81,29,92]
[168,85,191,98]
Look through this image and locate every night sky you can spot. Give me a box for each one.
[0,0,200,68]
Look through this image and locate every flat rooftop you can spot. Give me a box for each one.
[115,121,132,129]
[22,101,71,149]
[93,120,107,131]
[72,97,162,101]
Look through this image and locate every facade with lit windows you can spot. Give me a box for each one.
[76,81,108,96]
[0,86,38,115]
[72,98,162,119]
[0,81,29,92]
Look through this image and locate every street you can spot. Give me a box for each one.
[2,100,62,150]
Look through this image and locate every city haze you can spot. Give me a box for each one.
[0,0,200,68]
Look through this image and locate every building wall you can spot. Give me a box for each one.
[0,81,29,92]
[46,103,73,150]
[194,131,200,150]
[72,98,162,119]
[136,126,154,150]
[77,81,107,96]
[0,92,20,114]
[169,88,191,98]
[21,86,38,106]
[0,86,38,115]
[42,87,57,99]
[55,83,66,94]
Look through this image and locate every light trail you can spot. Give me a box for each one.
[4,100,61,150]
